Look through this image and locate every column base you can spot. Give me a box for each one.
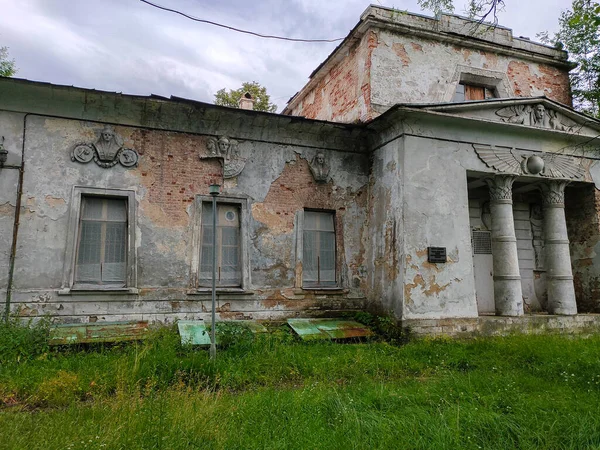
[547,278,577,315]
[493,278,524,316]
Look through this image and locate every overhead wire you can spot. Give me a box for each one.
[139,0,345,43]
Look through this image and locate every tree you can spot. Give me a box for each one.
[419,1,600,117]
[0,46,16,77]
[553,1,600,117]
[417,0,505,24]
[214,81,277,113]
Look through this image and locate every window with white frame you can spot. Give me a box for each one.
[199,202,242,287]
[75,196,128,286]
[303,210,336,287]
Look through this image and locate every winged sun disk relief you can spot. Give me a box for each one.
[473,145,585,180]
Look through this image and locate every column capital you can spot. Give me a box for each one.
[539,180,569,207]
[485,175,516,203]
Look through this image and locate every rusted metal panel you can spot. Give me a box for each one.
[177,320,268,346]
[49,321,149,345]
[287,318,374,340]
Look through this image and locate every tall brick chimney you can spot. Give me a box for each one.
[238,92,256,110]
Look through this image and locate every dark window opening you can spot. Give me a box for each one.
[454,83,497,102]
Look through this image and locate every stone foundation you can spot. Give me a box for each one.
[403,314,600,337]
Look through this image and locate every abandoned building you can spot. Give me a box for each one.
[1,6,600,336]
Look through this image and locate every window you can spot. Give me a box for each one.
[60,187,137,294]
[199,202,242,287]
[454,83,497,102]
[75,196,128,286]
[302,210,336,287]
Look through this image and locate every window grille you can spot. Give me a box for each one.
[472,230,492,255]
[75,196,127,285]
[303,210,336,287]
[199,203,241,287]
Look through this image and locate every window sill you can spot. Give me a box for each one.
[57,287,139,296]
[301,287,347,294]
[188,288,254,296]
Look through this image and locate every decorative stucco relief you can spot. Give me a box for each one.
[308,152,330,183]
[71,125,139,168]
[200,136,246,179]
[474,144,585,180]
[495,104,575,132]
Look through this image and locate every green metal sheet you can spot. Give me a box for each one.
[49,321,149,345]
[177,320,268,346]
[287,318,374,341]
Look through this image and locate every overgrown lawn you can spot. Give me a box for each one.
[1,322,600,449]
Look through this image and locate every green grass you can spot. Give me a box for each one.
[1,322,600,449]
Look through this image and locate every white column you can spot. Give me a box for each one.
[540,181,577,315]
[485,175,524,316]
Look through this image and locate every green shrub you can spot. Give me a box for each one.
[0,316,50,364]
[353,311,409,344]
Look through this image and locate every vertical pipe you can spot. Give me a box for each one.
[210,195,217,359]
[5,114,28,322]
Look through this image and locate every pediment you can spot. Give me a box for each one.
[419,98,600,138]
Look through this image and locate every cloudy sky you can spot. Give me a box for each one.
[0,0,574,112]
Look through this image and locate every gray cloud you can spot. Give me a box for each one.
[0,0,573,112]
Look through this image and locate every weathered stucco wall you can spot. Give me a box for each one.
[566,184,600,313]
[287,31,376,123]
[400,135,478,319]
[370,29,571,112]
[285,7,572,124]
[366,137,403,316]
[0,84,371,323]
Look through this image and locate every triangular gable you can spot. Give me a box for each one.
[413,98,600,137]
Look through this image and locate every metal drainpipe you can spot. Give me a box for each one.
[4,113,29,322]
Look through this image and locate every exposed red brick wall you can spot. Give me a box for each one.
[129,129,222,227]
[291,31,378,123]
[252,156,367,287]
[508,61,572,106]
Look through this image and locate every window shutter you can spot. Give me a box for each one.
[303,211,336,287]
[199,203,242,287]
[75,196,127,286]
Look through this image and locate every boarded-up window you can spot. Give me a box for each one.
[199,203,241,287]
[454,83,497,102]
[75,196,127,286]
[303,210,336,287]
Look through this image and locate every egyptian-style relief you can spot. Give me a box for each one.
[495,104,575,132]
[71,126,138,168]
[474,144,585,180]
[530,204,545,270]
[309,152,330,183]
[485,175,515,201]
[201,136,246,179]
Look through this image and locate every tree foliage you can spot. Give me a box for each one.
[417,0,505,23]
[554,1,600,117]
[214,81,277,113]
[0,46,16,77]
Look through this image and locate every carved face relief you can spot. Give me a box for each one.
[309,152,330,183]
[71,126,138,169]
[200,136,246,179]
[495,104,575,132]
[533,104,546,125]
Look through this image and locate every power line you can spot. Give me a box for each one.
[139,0,345,43]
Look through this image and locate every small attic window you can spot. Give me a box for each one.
[453,83,497,102]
